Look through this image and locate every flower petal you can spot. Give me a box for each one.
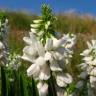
[27,64,40,77]
[50,58,62,71]
[56,73,73,87]
[45,38,53,51]
[31,28,37,33]
[90,68,96,76]
[29,32,37,43]
[87,41,92,49]
[23,46,37,57]
[44,52,52,61]
[0,42,4,49]
[23,37,33,45]
[37,82,48,96]
[80,49,91,56]
[35,56,46,66]
[90,76,96,84]
[30,24,39,28]
[21,53,34,63]
[56,75,67,87]
[35,41,45,56]
[39,64,50,80]
[33,20,42,23]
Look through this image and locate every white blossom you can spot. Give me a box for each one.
[78,40,96,95]
[37,82,48,96]
[30,24,40,28]
[22,32,75,83]
[56,73,73,87]
[27,64,40,77]
[22,18,76,96]
[33,20,42,23]
[0,42,4,49]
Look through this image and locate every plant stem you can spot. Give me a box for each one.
[1,67,7,96]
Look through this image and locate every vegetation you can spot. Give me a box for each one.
[0,5,96,95]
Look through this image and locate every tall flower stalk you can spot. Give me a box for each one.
[22,4,76,96]
[0,17,9,65]
[75,40,96,96]
[0,16,9,96]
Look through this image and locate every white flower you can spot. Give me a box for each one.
[90,59,96,66]
[63,34,76,49]
[90,68,96,76]
[0,42,4,50]
[90,76,96,83]
[90,76,96,87]
[23,32,37,45]
[80,39,96,91]
[37,82,48,96]
[27,57,50,80]
[31,28,37,33]
[53,37,66,49]
[0,20,1,27]
[78,63,88,70]
[45,38,53,51]
[30,24,40,28]
[83,56,93,62]
[33,20,42,23]
[0,42,5,59]
[44,52,52,61]
[87,40,96,49]
[23,46,37,57]
[56,73,73,87]
[39,64,50,80]
[5,18,8,24]
[21,53,35,63]
[56,87,66,96]
[49,58,62,71]
[27,64,40,77]
[35,41,45,56]
[22,30,75,95]
[35,56,46,66]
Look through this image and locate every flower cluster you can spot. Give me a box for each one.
[22,23,76,96]
[74,40,96,95]
[0,41,5,62]
[0,18,9,65]
[21,5,76,96]
[6,53,21,70]
[80,40,96,87]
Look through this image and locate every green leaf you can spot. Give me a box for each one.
[1,67,7,96]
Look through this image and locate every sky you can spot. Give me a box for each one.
[0,0,96,15]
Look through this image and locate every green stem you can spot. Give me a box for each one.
[1,67,7,96]
[8,81,15,96]
[13,70,20,96]
[32,78,38,96]
[20,75,24,96]
[48,71,57,96]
